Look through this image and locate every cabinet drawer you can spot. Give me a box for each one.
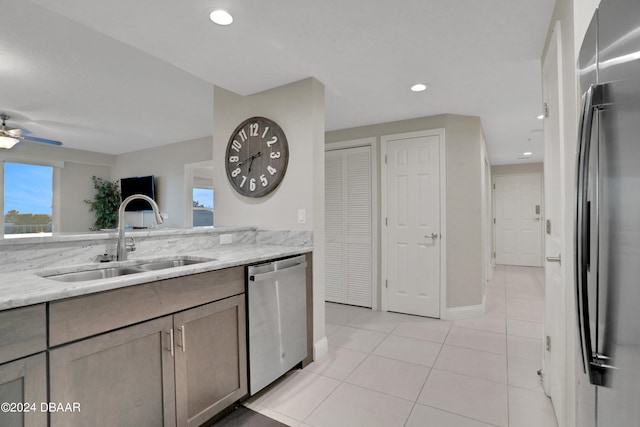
[0,304,46,364]
[49,267,244,346]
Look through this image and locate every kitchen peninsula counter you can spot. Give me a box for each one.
[0,227,312,310]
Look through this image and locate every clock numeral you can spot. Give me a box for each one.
[262,127,270,138]
[270,151,281,159]
[250,123,259,137]
[231,168,241,178]
[229,156,239,163]
[267,136,278,147]
[267,165,277,176]
[238,129,248,142]
[240,176,247,187]
[232,140,242,152]
[260,174,268,187]
[249,178,257,192]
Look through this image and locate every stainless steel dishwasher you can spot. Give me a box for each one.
[247,255,307,395]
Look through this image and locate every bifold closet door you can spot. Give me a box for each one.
[325,146,372,308]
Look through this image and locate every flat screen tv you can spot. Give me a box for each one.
[120,175,156,211]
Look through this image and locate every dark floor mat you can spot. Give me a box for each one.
[213,405,288,427]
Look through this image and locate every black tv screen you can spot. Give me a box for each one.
[120,175,156,211]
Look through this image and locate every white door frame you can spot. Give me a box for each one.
[325,137,379,310]
[380,129,447,317]
[184,160,214,228]
[542,19,567,425]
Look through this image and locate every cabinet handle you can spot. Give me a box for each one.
[178,326,186,352]
[167,329,174,357]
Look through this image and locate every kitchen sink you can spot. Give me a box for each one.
[135,258,210,271]
[44,267,144,283]
[41,257,215,282]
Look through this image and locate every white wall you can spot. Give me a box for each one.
[112,136,213,228]
[212,80,321,231]
[212,78,327,359]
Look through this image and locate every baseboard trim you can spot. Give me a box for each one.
[313,336,328,361]
[442,296,486,321]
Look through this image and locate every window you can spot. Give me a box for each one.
[185,161,214,228]
[192,187,214,227]
[3,162,53,238]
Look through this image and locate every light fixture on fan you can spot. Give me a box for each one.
[0,135,19,149]
[0,114,19,149]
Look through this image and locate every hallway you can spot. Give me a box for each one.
[245,265,558,427]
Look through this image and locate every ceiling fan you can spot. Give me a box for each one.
[0,113,63,149]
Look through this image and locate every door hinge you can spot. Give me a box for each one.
[493,183,496,190]
[546,335,551,352]
[493,252,496,258]
[385,154,388,164]
[493,218,496,224]
[385,279,388,288]
[385,217,388,226]
[544,102,550,118]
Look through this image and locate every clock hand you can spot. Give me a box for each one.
[247,152,262,173]
[250,152,262,172]
[239,152,262,167]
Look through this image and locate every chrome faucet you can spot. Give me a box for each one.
[117,194,164,261]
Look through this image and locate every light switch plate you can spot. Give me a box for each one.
[297,208,306,224]
[220,234,233,244]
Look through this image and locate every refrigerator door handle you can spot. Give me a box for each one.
[575,84,597,379]
[575,83,611,386]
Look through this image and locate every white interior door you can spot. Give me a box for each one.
[383,132,441,318]
[494,173,543,267]
[325,146,373,308]
[542,21,566,424]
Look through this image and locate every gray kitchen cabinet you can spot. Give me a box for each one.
[0,304,47,427]
[0,304,47,366]
[47,267,247,427]
[174,294,247,427]
[0,353,47,427]
[49,316,177,427]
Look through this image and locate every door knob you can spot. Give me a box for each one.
[425,233,439,239]
[546,254,562,265]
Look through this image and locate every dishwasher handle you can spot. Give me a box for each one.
[249,261,307,282]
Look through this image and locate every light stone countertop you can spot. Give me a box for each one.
[0,243,312,311]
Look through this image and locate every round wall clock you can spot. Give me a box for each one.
[225,116,289,198]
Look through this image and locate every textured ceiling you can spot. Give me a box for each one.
[2,0,555,163]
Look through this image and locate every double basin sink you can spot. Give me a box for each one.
[41,257,215,283]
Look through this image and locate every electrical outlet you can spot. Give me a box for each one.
[220,234,233,245]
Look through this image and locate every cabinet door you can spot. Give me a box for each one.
[174,294,247,427]
[49,316,176,427]
[0,305,46,366]
[325,146,373,307]
[0,353,47,427]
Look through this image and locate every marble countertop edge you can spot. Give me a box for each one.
[0,243,312,311]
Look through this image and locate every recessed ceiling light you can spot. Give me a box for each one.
[537,114,544,119]
[523,152,533,156]
[210,9,233,25]
[411,83,428,92]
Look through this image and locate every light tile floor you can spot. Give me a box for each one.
[245,265,558,427]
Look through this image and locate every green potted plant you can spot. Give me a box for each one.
[84,176,121,230]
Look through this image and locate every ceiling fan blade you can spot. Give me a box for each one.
[6,128,23,137]
[22,135,63,146]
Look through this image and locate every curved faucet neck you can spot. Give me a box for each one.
[116,194,163,261]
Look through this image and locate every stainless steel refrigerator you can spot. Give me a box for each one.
[576,0,640,425]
